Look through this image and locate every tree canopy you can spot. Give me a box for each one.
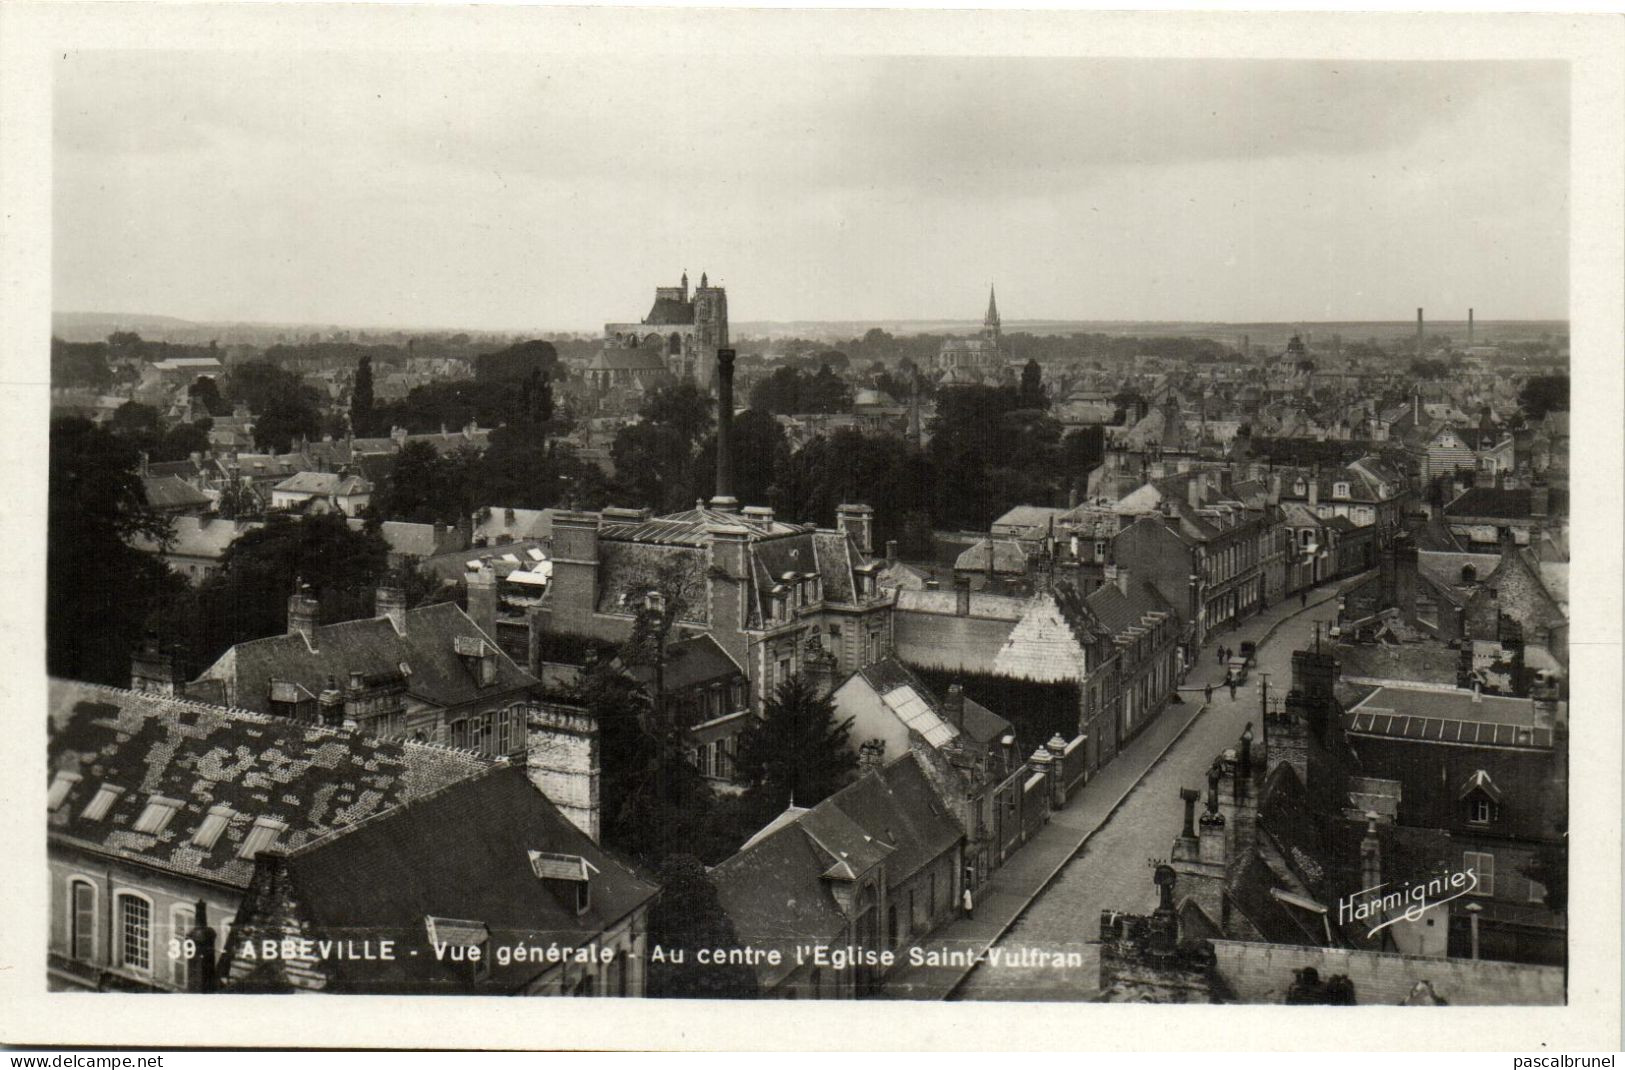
[737,674,858,815]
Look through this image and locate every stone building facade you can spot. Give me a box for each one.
[601,270,729,390]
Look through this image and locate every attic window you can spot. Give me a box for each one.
[47,771,81,810]
[1334,483,1350,499]
[81,784,124,821]
[424,916,491,980]
[529,850,594,914]
[192,804,236,850]
[132,796,184,836]
[236,816,288,860]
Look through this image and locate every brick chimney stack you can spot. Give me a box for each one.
[1468,307,1475,346]
[710,348,738,512]
[944,684,965,730]
[287,580,320,647]
[375,584,407,636]
[1416,307,1425,356]
[467,564,499,639]
[837,503,874,555]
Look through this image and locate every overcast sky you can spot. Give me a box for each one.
[54,53,1569,331]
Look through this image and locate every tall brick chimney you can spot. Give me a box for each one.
[1416,307,1425,355]
[710,347,738,512]
[467,564,499,639]
[1468,307,1475,347]
[287,581,320,647]
[375,584,407,636]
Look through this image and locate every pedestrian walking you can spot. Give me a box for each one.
[1300,590,1308,609]
[962,886,974,921]
[1204,683,1213,705]
[1229,680,1238,701]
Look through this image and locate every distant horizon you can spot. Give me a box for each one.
[53,307,1570,341]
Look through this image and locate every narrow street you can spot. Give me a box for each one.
[947,588,1346,1001]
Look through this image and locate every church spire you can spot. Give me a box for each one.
[984,284,1000,331]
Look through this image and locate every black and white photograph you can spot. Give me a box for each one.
[2,2,1620,1054]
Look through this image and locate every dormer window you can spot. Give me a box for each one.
[1469,797,1495,824]
[1294,481,1306,496]
[132,796,183,836]
[424,916,491,982]
[81,784,124,821]
[237,816,287,860]
[1334,482,1350,499]
[529,851,594,914]
[193,804,236,850]
[47,771,81,810]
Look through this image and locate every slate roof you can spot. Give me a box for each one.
[379,521,444,559]
[142,474,212,511]
[194,602,537,714]
[1444,488,1535,520]
[248,766,658,992]
[588,348,668,373]
[47,679,493,889]
[711,751,964,990]
[130,515,260,561]
[644,297,695,326]
[1085,578,1174,639]
[849,658,1012,750]
[273,472,371,497]
[954,538,1028,575]
[626,633,743,694]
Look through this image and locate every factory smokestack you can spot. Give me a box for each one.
[1416,308,1425,356]
[710,347,738,512]
[1468,308,1475,346]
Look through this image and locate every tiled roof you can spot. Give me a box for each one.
[47,679,493,889]
[195,602,536,714]
[255,766,658,991]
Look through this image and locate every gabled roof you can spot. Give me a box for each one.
[250,766,657,991]
[644,296,695,326]
[1085,578,1174,639]
[953,538,1028,575]
[142,474,212,511]
[273,471,371,497]
[194,601,537,714]
[1443,487,1535,520]
[587,347,668,372]
[47,679,493,889]
[626,633,743,694]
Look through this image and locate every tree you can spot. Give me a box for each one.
[190,513,390,667]
[106,330,144,349]
[189,375,228,417]
[646,855,759,999]
[373,440,458,523]
[351,356,375,436]
[737,674,858,814]
[47,417,180,685]
[475,339,559,383]
[224,361,323,453]
[1019,358,1048,409]
[1517,376,1569,421]
[51,337,113,389]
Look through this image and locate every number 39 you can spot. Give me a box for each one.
[168,938,197,961]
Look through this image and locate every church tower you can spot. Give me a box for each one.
[692,271,730,392]
[983,285,1002,346]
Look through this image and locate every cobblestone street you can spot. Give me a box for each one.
[946,586,1349,1001]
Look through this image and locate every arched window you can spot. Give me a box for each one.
[117,892,153,973]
